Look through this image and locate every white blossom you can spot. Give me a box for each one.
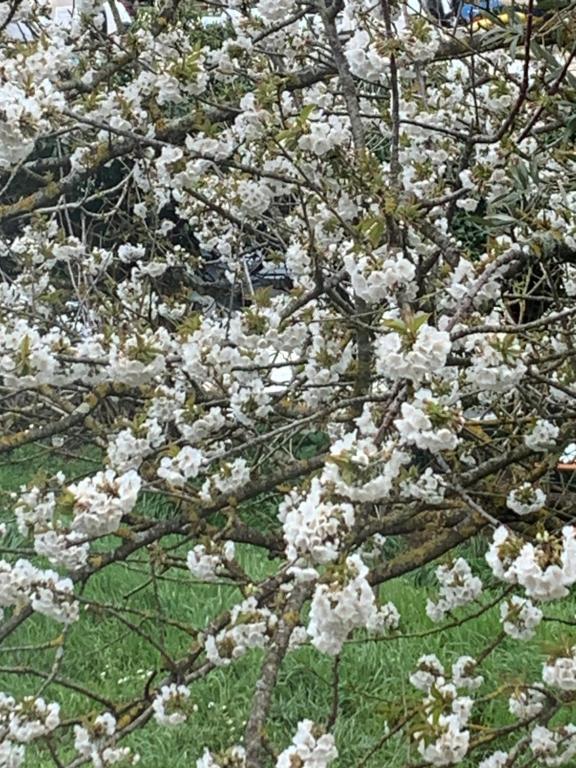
[157,446,204,488]
[410,655,446,693]
[485,526,523,584]
[451,657,483,691]
[395,401,459,453]
[0,559,78,624]
[68,470,141,538]
[508,687,546,720]
[196,746,246,768]
[506,483,546,516]
[524,420,559,451]
[1,0,576,760]
[486,526,576,601]
[376,324,451,385]
[74,711,140,766]
[187,542,235,581]
[307,555,399,655]
[152,684,190,727]
[500,596,542,640]
[9,698,60,743]
[478,752,509,768]
[276,720,337,768]
[402,468,445,504]
[530,724,576,766]
[204,597,278,666]
[415,714,470,767]
[426,558,482,622]
[278,477,355,564]
[0,740,25,768]
[543,647,576,691]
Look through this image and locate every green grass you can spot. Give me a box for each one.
[1,448,576,767]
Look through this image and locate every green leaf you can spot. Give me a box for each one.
[409,313,430,335]
[382,318,406,333]
[298,103,316,122]
[358,215,385,248]
[482,214,520,227]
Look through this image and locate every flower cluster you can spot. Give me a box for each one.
[321,434,410,504]
[375,323,451,385]
[187,541,235,582]
[409,652,484,765]
[0,739,25,768]
[196,746,246,768]
[487,526,576,601]
[345,28,389,82]
[508,687,546,721]
[199,459,251,502]
[157,446,204,487]
[426,558,483,622]
[276,720,338,768]
[415,713,470,767]
[478,752,510,768]
[152,684,191,727]
[395,398,460,453]
[524,419,559,451]
[402,467,446,505]
[412,678,473,766]
[530,724,576,766]
[67,470,141,538]
[506,483,546,516]
[307,555,399,655]
[0,78,65,168]
[14,479,90,570]
[74,712,140,766]
[6,696,60,744]
[204,597,278,666]
[107,420,164,472]
[2,0,576,763]
[278,478,355,565]
[500,596,542,640]
[542,647,576,691]
[0,559,78,624]
[410,655,483,694]
[343,248,416,304]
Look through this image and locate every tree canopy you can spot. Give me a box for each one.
[2,1,576,766]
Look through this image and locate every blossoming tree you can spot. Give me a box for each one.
[2,0,576,765]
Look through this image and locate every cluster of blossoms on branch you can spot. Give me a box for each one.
[1,0,576,765]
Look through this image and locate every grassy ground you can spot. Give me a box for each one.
[1,449,575,767]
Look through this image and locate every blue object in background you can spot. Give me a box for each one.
[459,0,504,20]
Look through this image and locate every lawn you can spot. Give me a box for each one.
[1,448,574,767]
